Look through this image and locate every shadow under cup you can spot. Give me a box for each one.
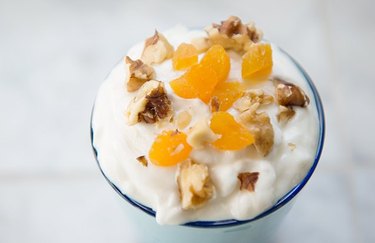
[90,47,325,243]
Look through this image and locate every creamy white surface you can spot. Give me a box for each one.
[92,26,319,225]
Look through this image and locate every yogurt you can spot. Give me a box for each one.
[92,25,319,225]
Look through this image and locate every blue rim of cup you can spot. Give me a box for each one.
[90,46,325,228]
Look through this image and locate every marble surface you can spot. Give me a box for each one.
[0,0,374,242]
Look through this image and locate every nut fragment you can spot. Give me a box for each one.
[186,119,220,149]
[125,80,172,125]
[136,155,148,167]
[125,56,155,92]
[239,109,274,156]
[176,110,192,130]
[238,172,259,192]
[177,159,214,210]
[288,143,296,151]
[191,37,210,53]
[274,77,310,107]
[209,96,220,112]
[141,31,174,64]
[277,105,295,123]
[205,16,263,52]
[234,89,274,112]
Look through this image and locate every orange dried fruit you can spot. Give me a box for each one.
[149,130,192,167]
[211,81,244,111]
[172,43,198,70]
[201,45,230,83]
[242,43,273,81]
[210,111,254,150]
[170,63,219,103]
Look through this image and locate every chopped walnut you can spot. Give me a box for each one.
[136,155,148,167]
[238,172,259,192]
[177,159,214,210]
[288,143,296,151]
[277,105,295,123]
[187,119,219,149]
[239,109,274,156]
[141,31,174,64]
[176,110,192,130]
[125,80,172,125]
[210,96,220,112]
[204,16,263,52]
[274,77,310,107]
[125,56,155,92]
[234,89,274,112]
[191,37,210,53]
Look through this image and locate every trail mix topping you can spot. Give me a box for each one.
[149,130,192,166]
[239,109,274,156]
[176,110,192,130]
[274,78,310,107]
[277,105,295,123]
[125,80,172,125]
[125,56,155,92]
[187,119,219,149]
[136,155,148,167]
[205,16,263,52]
[170,45,229,103]
[177,159,214,210]
[242,43,273,82]
[141,31,174,64]
[238,172,259,192]
[234,89,274,112]
[172,43,198,70]
[210,111,254,151]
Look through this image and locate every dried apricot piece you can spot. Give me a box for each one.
[210,112,254,150]
[210,81,243,111]
[201,45,230,83]
[242,43,273,81]
[149,130,192,167]
[172,43,198,70]
[170,63,219,103]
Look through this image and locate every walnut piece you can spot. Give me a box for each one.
[239,109,274,156]
[177,159,214,210]
[238,172,259,192]
[125,56,155,92]
[125,80,172,125]
[136,155,148,167]
[186,119,219,149]
[141,31,174,64]
[234,89,274,112]
[210,96,220,112]
[277,105,295,123]
[205,16,263,52]
[176,110,192,130]
[288,143,296,151]
[274,78,310,107]
[191,37,210,53]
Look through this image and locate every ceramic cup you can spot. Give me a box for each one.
[90,46,325,243]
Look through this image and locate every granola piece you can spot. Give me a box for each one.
[136,155,148,167]
[238,172,259,192]
[176,110,192,130]
[177,159,214,210]
[141,31,174,64]
[125,56,155,92]
[205,16,263,52]
[277,105,295,123]
[187,119,219,149]
[234,89,274,112]
[274,78,310,107]
[239,109,274,156]
[125,80,172,125]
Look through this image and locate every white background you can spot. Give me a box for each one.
[0,0,374,242]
